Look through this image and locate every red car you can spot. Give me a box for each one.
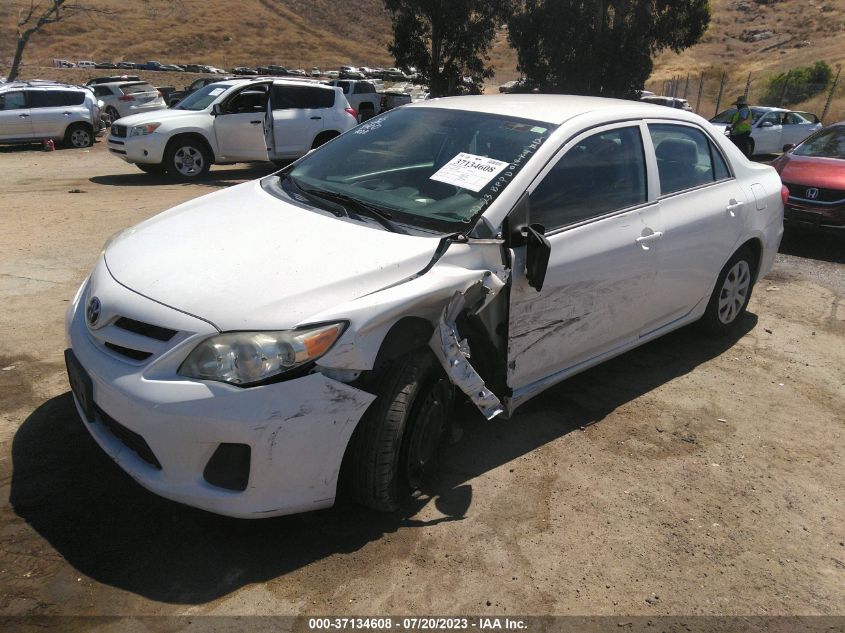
[772,122,845,233]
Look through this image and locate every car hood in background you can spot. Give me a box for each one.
[776,154,845,190]
[104,181,440,331]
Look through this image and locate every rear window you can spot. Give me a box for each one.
[29,90,85,107]
[272,85,335,109]
[120,83,157,95]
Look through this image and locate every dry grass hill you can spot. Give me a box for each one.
[2,0,844,118]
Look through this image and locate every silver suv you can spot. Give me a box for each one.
[0,80,103,148]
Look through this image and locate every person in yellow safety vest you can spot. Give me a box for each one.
[729,95,754,158]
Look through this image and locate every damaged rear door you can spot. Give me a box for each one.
[505,123,662,405]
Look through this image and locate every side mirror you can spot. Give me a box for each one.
[760,121,774,128]
[525,224,551,292]
[782,143,795,153]
[211,103,224,116]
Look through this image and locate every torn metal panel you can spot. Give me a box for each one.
[430,287,505,421]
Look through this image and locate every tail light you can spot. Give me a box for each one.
[118,95,135,102]
[345,107,358,120]
[781,185,789,204]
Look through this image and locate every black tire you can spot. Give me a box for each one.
[64,123,93,148]
[358,103,376,122]
[699,246,757,334]
[105,106,120,126]
[311,131,339,149]
[136,163,166,175]
[349,349,453,511]
[163,136,211,180]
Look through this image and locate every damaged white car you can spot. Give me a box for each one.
[65,95,785,518]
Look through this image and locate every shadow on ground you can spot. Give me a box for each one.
[89,163,280,189]
[10,315,756,604]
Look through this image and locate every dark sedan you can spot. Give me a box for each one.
[772,122,845,234]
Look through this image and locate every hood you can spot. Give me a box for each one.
[105,180,441,331]
[114,108,206,127]
[776,154,845,190]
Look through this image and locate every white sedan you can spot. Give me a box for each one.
[710,106,822,155]
[66,95,784,518]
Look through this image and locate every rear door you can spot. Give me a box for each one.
[507,123,662,394]
[27,89,85,138]
[270,84,332,158]
[213,83,270,161]
[782,112,819,147]
[0,91,33,140]
[643,121,746,332]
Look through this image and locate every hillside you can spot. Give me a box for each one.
[3,0,844,117]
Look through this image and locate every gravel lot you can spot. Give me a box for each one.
[0,141,842,622]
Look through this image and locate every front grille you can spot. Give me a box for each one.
[114,317,176,342]
[104,342,152,361]
[111,124,127,138]
[94,405,162,469]
[784,182,845,204]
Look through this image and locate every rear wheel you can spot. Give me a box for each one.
[105,106,120,126]
[136,163,166,175]
[358,103,376,122]
[311,131,339,149]
[164,137,210,180]
[64,123,93,148]
[349,349,453,511]
[700,246,756,334]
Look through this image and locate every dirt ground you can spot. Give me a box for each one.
[0,140,843,623]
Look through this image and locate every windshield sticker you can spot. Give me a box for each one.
[430,153,510,192]
[530,126,547,134]
[208,88,225,96]
[354,118,385,135]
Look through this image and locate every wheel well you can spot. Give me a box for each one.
[312,130,340,148]
[65,121,92,134]
[166,133,215,163]
[371,317,434,375]
[358,102,375,111]
[737,237,762,282]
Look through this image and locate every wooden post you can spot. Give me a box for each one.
[683,73,690,99]
[714,71,727,116]
[695,72,705,114]
[820,65,841,123]
[743,71,752,98]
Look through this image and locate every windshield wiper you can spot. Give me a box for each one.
[299,186,406,234]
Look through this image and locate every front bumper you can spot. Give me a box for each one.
[107,131,168,165]
[784,201,845,233]
[65,261,375,518]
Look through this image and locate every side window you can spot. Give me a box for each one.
[760,112,780,126]
[649,124,719,196]
[93,86,112,98]
[60,91,85,106]
[711,142,731,181]
[272,86,334,109]
[530,126,647,231]
[227,86,268,113]
[0,91,26,110]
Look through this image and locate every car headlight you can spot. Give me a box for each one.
[130,123,161,136]
[178,322,346,386]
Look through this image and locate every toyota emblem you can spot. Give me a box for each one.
[805,187,819,200]
[86,296,102,326]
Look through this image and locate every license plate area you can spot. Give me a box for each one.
[64,349,94,422]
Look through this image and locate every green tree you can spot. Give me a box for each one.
[384,0,514,97]
[508,0,710,97]
[761,61,833,106]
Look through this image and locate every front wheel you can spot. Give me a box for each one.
[64,123,93,148]
[136,162,166,175]
[700,246,756,334]
[349,349,453,511]
[164,138,210,180]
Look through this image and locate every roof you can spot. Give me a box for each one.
[406,94,702,126]
[1,80,88,91]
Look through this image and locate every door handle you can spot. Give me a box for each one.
[310,116,322,120]
[250,120,262,125]
[636,231,663,250]
[19,113,29,118]
[726,200,743,217]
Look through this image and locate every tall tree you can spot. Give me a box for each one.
[384,0,514,97]
[508,0,710,97]
[8,1,112,82]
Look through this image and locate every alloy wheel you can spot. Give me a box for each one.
[718,260,751,324]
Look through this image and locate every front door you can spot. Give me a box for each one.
[213,83,270,161]
[753,112,783,154]
[0,91,33,140]
[507,123,661,399]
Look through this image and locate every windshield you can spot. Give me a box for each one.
[710,107,767,124]
[175,83,232,110]
[285,107,555,233]
[793,126,845,159]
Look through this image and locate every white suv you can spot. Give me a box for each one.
[90,81,166,123]
[0,80,102,147]
[107,78,358,178]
